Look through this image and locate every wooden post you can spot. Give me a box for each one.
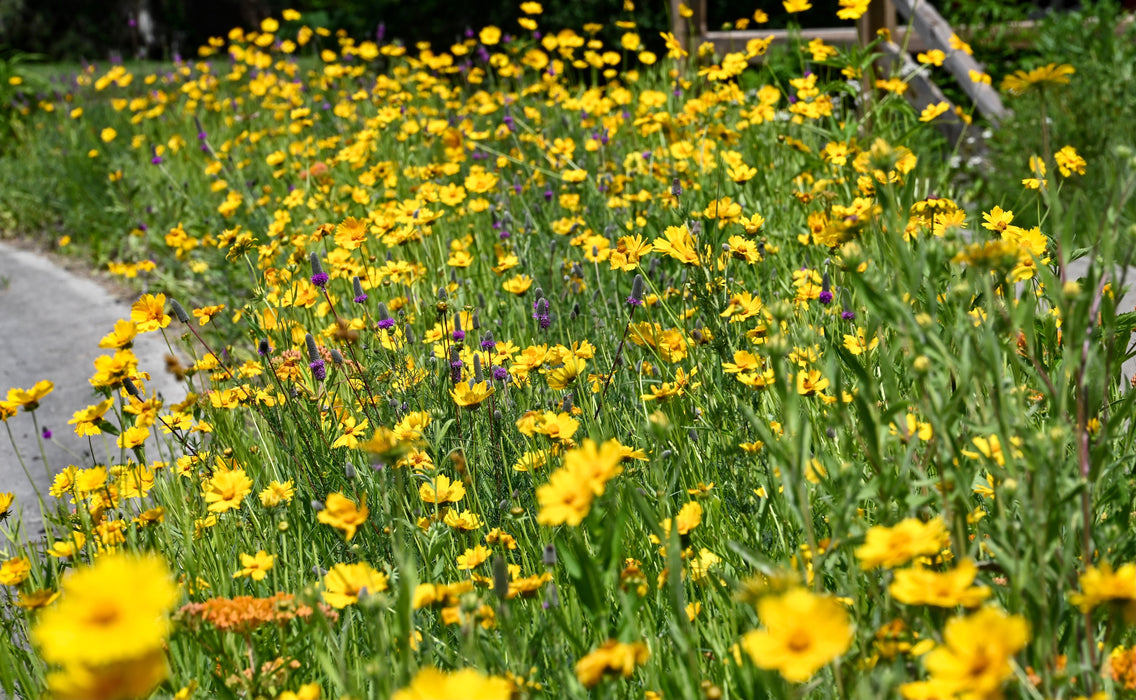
[671,0,708,52]
[858,0,897,45]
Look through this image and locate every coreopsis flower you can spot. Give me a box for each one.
[456,544,491,570]
[855,517,949,569]
[889,559,992,608]
[1000,62,1075,95]
[321,562,389,609]
[259,480,295,508]
[740,587,853,682]
[1054,145,1087,176]
[419,474,465,504]
[574,639,650,687]
[32,554,178,699]
[536,439,624,526]
[233,551,276,581]
[795,368,829,396]
[0,557,31,586]
[317,493,369,541]
[98,319,138,349]
[653,225,700,265]
[919,102,950,122]
[331,414,369,449]
[0,492,13,521]
[901,606,1029,699]
[836,0,870,20]
[202,468,253,513]
[130,293,171,332]
[451,380,494,407]
[3,380,54,412]
[191,304,225,326]
[116,425,150,449]
[393,667,512,700]
[335,216,368,249]
[1069,562,1136,619]
[16,588,60,610]
[69,398,114,436]
[783,0,812,12]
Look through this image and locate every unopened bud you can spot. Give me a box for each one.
[169,299,191,324]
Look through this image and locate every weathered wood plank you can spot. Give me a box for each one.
[890,0,1009,123]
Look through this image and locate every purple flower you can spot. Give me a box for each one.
[842,310,856,321]
[819,291,833,305]
[378,318,395,330]
[310,359,326,381]
[41,427,52,440]
[310,252,328,288]
[492,365,508,381]
[352,276,368,303]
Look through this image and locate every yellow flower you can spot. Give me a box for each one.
[420,474,465,504]
[916,49,946,66]
[837,0,871,20]
[16,588,60,610]
[901,606,1029,699]
[919,101,950,122]
[1000,62,1075,95]
[321,562,389,608]
[575,639,650,687]
[317,492,369,541]
[100,127,117,142]
[259,480,295,508]
[0,491,13,520]
[98,319,138,349]
[69,398,114,436]
[0,557,31,586]
[130,293,171,332]
[795,368,829,396]
[741,587,852,682]
[233,551,276,581]
[451,380,494,407]
[889,559,992,608]
[502,274,533,295]
[1069,562,1136,616]
[652,225,700,265]
[32,553,178,671]
[3,379,54,412]
[537,439,624,526]
[202,468,253,513]
[393,667,512,700]
[116,424,150,449]
[479,26,502,45]
[855,518,948,569]
[331,414,369,449]
[783,0,812,12]
[456,544,491,570]
[1054,145,1086,177]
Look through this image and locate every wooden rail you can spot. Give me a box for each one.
[673,0,1010,131]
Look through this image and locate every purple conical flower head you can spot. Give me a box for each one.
[352,276,367,303]
[310,252,328,288]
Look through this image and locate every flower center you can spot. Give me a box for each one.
[787,629,812,653]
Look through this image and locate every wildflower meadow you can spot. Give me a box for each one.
[1,2,1135,699]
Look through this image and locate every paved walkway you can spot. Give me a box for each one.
[0,241,186,543]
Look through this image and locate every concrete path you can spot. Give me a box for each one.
[0,241,186,543]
